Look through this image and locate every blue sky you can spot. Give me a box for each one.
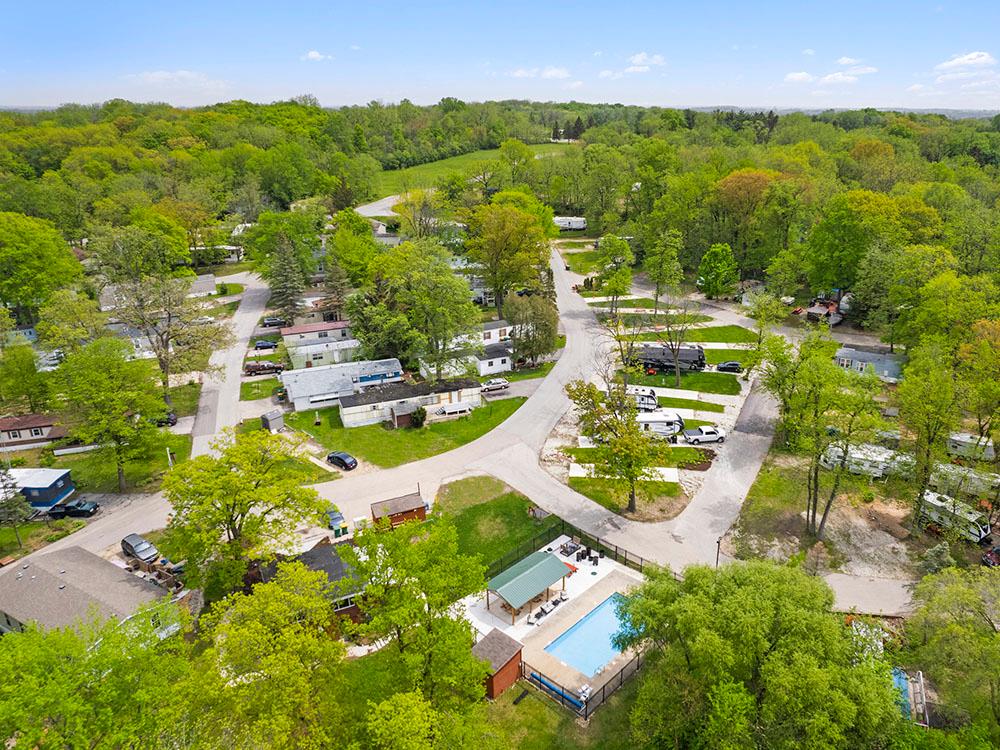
[4,1,1000,110]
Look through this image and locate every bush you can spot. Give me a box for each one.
[918,542,955,577]
[217,282,229,296]
[861,489,876,504]
[410,406,427,429]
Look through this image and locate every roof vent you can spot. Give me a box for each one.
[58,584,66,590]
[59,569,66,574]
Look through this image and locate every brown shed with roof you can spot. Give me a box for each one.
[473,628,524,699]
[370,491,426,528]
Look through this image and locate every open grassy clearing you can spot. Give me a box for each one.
[434,476,562,563]
[287,398,526,468]
[603,312,714,326]
[239,377,281,401]
[625,370,742,395]
[569,477,684,520]
[558,240,593,249]
[493,361,555,383]
[657,395,726,413]
[377,143,572,196]
[0,519,85,560]
[215,282,244,295]
[205,299,240,318]
[566,445,710,468]
[167,382,201,417]
[705,348,750,364]
[562,249,602,275]
[588,297,663,309]
[631,325,756,343]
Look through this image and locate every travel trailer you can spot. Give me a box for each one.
[819,444,913,479]
[946,433,996,461]
[919,491,992,544]
[635,410,685,438]
[625,385,658,413]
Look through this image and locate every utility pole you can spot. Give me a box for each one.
[715,536,722,568]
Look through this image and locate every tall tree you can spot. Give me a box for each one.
[35,290,109,353]
[644,229,684,314]
[466,203,548,316]
[697,242,739,299]
[0,469,31,548]
[268,237,308,324]
[91,212,189,283]
[503,294,559,366]
[654,298,702,389]
[242,210,322,282]
[0,342,49,414]
[161,428,328,595]
[57,338,164,492]
[0,212,82,321]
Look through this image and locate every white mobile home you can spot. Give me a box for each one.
[636,410,686,438]
[280,320,353,348]
[919,491,992,544]
[279,359,403,412]
[338,379,483,428]
[930,464,1000,497]
[287,338,360,369]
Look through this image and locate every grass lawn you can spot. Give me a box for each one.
[558,240,593,249]
[630,326,756,343]
[555,334,566,349]
[215,282,245,295]
[626,370,742,395]
[240,377,281,401]
[705,348,750,364]
[576,288,609,298]
[168,382,201,417]
[206,300,240,318]
[434,476,561,563]
[499,361,554,382]
[277,456,337,485]
[244,351,285,365]
[378,143,572,196]
[51,432,193,493]
[684,418,716,429]
[201,259,256,277]
[562,249,602,275]
[569,476,683,519]
[603,312,713,326]
[567,445,709,468]
[657,395,726,413]
[0,519,86,560]
[588,297,662,309]
[287,398,526,468]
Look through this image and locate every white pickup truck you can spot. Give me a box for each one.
[683,426,726,444]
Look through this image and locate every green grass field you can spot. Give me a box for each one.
[604,312,714,326]
[705,348,750,364]
[566,445,709,468]
[686,325,757,343]
[168,382,202,417]
[240,377,281,401]
[0,519,85,560]
[434,476,561,564]
[569,477,682,516]
[558,240,594,249]
[52,432,193,493]
[377,143,572,196]
[626,370,742,395]
[656,395,726,413]
[287,398,526,468]
[562,249,602,275]
[589,297,663,309]
[499,361,555,382]
[215,282,245,295]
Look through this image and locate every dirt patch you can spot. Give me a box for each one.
[771,452,809,469]
[823,504,914,578]
[627,490,690,522]
[540,410,580,481]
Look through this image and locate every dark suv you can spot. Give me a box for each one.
[121,533,160,563]
[48,498,100,518]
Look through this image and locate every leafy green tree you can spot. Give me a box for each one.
[618,562,901,750]
[0,469,31,548]
[907,567,1000,740]
[35,290,109,353]
[367,692,438,750]
[395,189,439,239]
[268,236,308,324]
[0,212,82,321]
[503,294,559,366]
[57,337,164,492]
[343,519,488,710]
[644,229,683,314]
[0,342,49,413]
[466,203,548,316]
[490,188,558,239]
[0,308,14,352]
[92,212,190,283]
[896,270,998,351]
[243,210,322,281]
[346,297,423,363]
[958,320,1000,441]
[161,428,328,595]
[247,141,317,208]
[317,253,351,320]
[697,242,739,299]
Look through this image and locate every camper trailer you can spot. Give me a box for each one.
[553,216,587,231]
[636,410,685,438]
[946,433,996,461]
[919,491,992,544]
[633,344,706,373]
[625,385,658,413]
[930,464,1000,498]
[819,444,912,479]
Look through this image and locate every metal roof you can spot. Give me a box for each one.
[488,551,569,610]
[8,467,71,489]
[279,358,402,402]
[339,378,479,408]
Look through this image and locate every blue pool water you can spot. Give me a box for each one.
[544,593,625,677]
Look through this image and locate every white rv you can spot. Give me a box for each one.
[636,410,685,438]
[819,444,913,479]
[919,491,992,544]
[625,385,658,413]
[553,216,587,231]
[946,433,995,461]
[930,464,1000,497]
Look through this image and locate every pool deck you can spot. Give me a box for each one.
[463,534,645,694]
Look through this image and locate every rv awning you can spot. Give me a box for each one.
[487,551,568,610]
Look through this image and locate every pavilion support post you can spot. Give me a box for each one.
[486,591,490,608]
[562,576,566,590]
[511,609,515,626]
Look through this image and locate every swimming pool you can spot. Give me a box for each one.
[544,593,625,677]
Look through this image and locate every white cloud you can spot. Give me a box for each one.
[540,66,571,80]
[906,83,926,92]
[784,71,816,83]
[598,69,622,80]
[802,48,815,56]
[593,50,603,57]
[836,56,860,65]
[123,70,227,94]
[301,50,332,62]
[510,67,538,78]
[819,71,858,84]
[848,65,878,75]
[563,80,583,90]
[349,45,361,51]
[935,51,997,70]
[628,52,665,66]
[935,70,978,83]
[625,65,650,74]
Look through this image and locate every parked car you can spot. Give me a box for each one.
[156,411,178,427]
[121,533,160,564]
[191,315,214,325]
[48,498,100,518]
[253,339,278,350]
[262,316,287,328]
[244,361,285,376]
[326,451,358,471]
[481,378,510,393]
[716,361,743,373]
[981,546,1000,567]
[683,426,726,444]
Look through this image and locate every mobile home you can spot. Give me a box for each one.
[919,491,992,544]
[636,410,686,438]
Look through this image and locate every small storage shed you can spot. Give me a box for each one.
[260,409,284,433]
[371,491,427,528]
[473,628,524,700]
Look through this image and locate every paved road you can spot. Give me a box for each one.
[355,195,402,218]
[7,256,913,615]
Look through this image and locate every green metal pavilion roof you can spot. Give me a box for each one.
[488,551,568,610]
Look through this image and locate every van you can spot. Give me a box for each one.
[636,410,685,438]
[919,491,992,544]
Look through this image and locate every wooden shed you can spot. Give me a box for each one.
[370,491,427,528]
[472,628,523,700]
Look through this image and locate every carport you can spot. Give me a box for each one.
[487,551,569,625]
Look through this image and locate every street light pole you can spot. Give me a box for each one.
[715,536,722,568]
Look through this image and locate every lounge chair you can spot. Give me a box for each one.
[559,590,568,602]
[526,613,537,625]
[540,601,554,615]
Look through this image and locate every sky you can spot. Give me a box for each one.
[4,0,1000,111]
